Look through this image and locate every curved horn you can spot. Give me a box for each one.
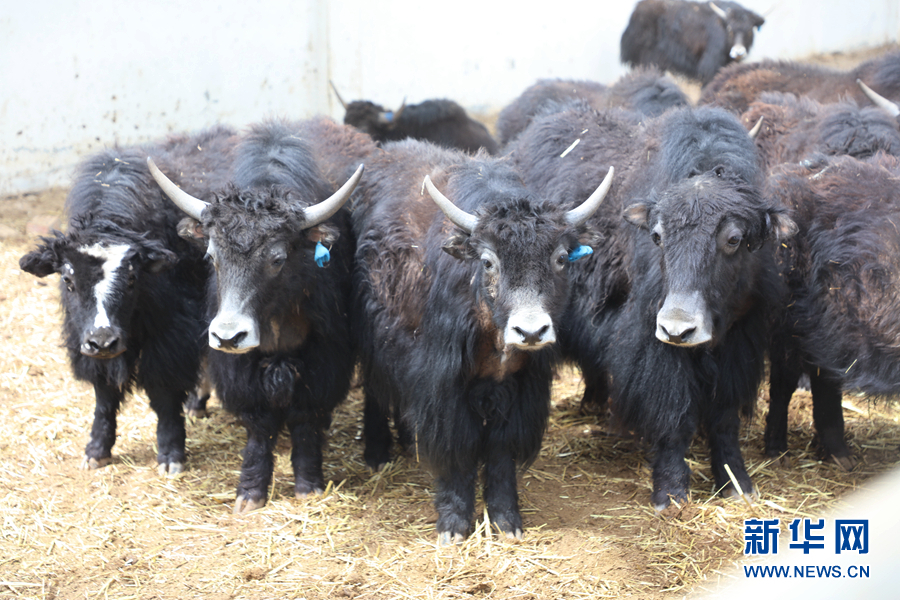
[303,164,364,228]
[393,97,408,121]
[329,80,348,110]
[565,166,614,227]
[857,79,900,118]
[709,2,728,19]
[748,116,764,139]
[423,175,479,234]
[147,157,208,221]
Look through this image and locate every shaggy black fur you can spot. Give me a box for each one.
[508,102,795,509]
[352,139,602,541]
[765,153,900,469]
[743,92,900,171]
[19,125,235,473]
[495,68,688,147]
[173,118,368,510]
[341,98,498,154]
[620,0,764,85]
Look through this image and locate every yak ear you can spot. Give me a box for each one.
[177,217,206,241]
[441,232,475,261]
[623,203,650,229]
[578,226,603,248]
[767,211,798,242]
[19,235,65,277]
[306,223,340,246]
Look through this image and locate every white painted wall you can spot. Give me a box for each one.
[1,0,897,195]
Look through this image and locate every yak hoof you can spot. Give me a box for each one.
[295,487,324,499]
[158,462,184,477]
[81,456,112,470]
[437,531,466,547]
[831,453,858,472]
[233,495,267,514]
[721,483,758,500]
[503,529,524,542]
[186,407,208,419]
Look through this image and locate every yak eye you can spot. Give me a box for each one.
[650,231,662,246]
[62,274,75,292]
[482,258,494,271]
[727,234,742,247]
[714,166,726,177]
[272,255,286,268]
[127,272,136,288]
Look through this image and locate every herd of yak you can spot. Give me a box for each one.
[18,0,900,544]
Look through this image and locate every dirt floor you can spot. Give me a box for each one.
[2,46,900,600]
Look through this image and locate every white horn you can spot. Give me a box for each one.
[303,164,364,228]
[147,157,208,221]
[423,175,479,234]
[857,79,900,118]
[748,116,764,139]
[709,2,728,19]
[566,166,614,226]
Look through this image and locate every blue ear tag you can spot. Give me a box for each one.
[384,111,394,122]
[314,241,331,268]
[568,245,593,262]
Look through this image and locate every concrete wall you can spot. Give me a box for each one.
[1,0,897,195]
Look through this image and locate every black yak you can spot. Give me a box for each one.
[509,101,796,509]
[353,138,612,543]
[620,0,765,85]
[700,50,900,114]
[495,68,689,147]
[764,153,900,470]
[149,117,372,513]
[330,83,498,154]
[19,125,236,474]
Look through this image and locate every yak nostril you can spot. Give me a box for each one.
[661,324,695,344]
[213,331,248,349]
[513,325,550,345]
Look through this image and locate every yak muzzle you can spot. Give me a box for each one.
[209,312,259,354]
[656,291,713,347]
[81,327,125,358]
[504,309,557,350]
[730,44,748,60]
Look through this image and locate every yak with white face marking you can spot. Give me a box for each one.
[150,118,371,513]
[620,0,765,85]
[19,125,235,474]
[353,139,612,543]
[509,103,795,510]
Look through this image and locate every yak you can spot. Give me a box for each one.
[149,117,371,513]
[508,101,796,510]
[620,0,765,85]
[352,138,612,543]
[19,125,235,475]
[700,50,900,115]
[742,92,900,171]
[495,68,689,147]
[330,82,498,155]
[764,153,900,471]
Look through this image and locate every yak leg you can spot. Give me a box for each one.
[146,382,188,476]
[288,416,327,497]
[362,385,393,471]
[809,371,856,471]
[185,362,212,419]
[579,371,609,416]
[434,465,477,545]
[765,356,802,465]
[234,414,280,514]
[707,404,755,499]
[82,380,124,469]
[483,450,522,540]
[650,431,692,511]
